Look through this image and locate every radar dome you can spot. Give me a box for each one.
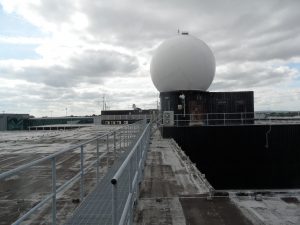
[150,34,215,92]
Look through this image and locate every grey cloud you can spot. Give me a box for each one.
[210,63,297,91]
[70,50,138,76]
[214,35,300,64]
[2,0,300,114]
[0,49,138,87]
[31,0,75,24]
[20,0,300,62]
[102,89,158,109]
[82,4,173,47]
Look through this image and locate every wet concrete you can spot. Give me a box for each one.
[134,130,211,225]
[180,197,253,225]
[134,130,255,225]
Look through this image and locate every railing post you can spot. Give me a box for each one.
[136,144,139,171]
[141,136,145,165]
[51,157,57,225]
[127,125,129,147]
[141,134,146,180]
[80,146,84,202]
[131,124,133,141]
[138,142,142,183]
[113,131,116,157]
[128,124,130,144]
[123,130,126,147]
[135,145,139,196]
[128,159,132,225]
[128,171,133,225]
[120,132,122,149]
[112,183,118,225]
[223,113,225,125]
[96,139,99,183]
[129,160,132,193]
[106,134,110,168]
[106,134,109,151]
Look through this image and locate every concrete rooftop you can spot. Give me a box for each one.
[134,130,300,225]
[1,125,300,224]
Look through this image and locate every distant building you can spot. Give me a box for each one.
[28,116,95,127]
[0,114,29,131]
[101,109,158,125]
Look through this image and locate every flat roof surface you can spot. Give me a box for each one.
[0,125,121,225]
[133,130,300,225]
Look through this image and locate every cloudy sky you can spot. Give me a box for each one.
[0,0,300,117]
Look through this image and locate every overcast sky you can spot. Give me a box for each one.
[0,0,300,117]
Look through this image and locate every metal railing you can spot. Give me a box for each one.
[165,112,300,127]
[172,112,254,126]
[101,114,151,121]
[0,120,145,225]
[63,117,159,225]
[110,120,151,225]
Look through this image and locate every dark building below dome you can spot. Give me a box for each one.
[160,90,254,126]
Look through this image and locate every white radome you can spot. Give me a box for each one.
[150,34,215,92]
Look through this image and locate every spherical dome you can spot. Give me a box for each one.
[150,34,215,92]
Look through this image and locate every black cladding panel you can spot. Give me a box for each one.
[160,91,254,125]
[101,109,157,115]
[160,90,254,114]
[163,124,300,189]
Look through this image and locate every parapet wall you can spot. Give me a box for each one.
[162,124,300,189]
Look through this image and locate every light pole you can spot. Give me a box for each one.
[65,108,68,117]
